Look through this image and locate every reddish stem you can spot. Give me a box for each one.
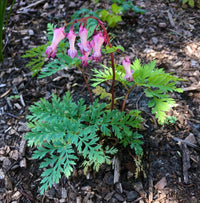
[121,85,136,111]
[79,67,94,103]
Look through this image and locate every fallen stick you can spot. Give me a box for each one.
[182,83,200,92]
[19,0,46,10]
[180,143,190,184]
[173,136,200,151]
[167,10,175,27]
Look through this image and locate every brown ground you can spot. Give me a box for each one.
[0,0,200,202]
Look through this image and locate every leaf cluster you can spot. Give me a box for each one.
[91,59,183,124]
[133,59,183,124]
[91,63,133,89]
[100,3,123,27]
[182,0,195,7]
[25,92,143,194]
[111,0,146,14]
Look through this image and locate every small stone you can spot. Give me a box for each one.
[127,171,134,179]
[81,186,91,191]
[185,133,197,145]
[60,199,66,203]
[152,37,158,45]
[3,158,11,169]
[136,28,144,34]
[61,188,67,199]
[20,30,28,35]
[68,2,76,8]
[155,177,167,190]
[20,158,27,168]
[28,29,34,36]
[43,3,49,9]
[114,193,124,201]
[0,168,5,179]
[12,191,22,200]
[126,190,138,201]
[14,103,21,110]
[158,22,167,28]
[9,150,19,161]
[104,192,115,201]
[191,60,199,68]
[174,61,183,67]
[0,148,5,155]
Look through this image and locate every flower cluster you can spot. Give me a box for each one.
[45,24,107,67]
[45,23,134,82]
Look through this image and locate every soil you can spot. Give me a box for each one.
[0,0,200,203]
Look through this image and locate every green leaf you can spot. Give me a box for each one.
[107,15,122,27]
[132,6,146,14]
[182,0,188,4]
[111,3,123,14]
[188,0,194,7]
[100,9,110,21]
[104,45,124,53]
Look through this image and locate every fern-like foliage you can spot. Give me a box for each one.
[25,92,142,194]
[22,23,56,76]
[91,59,183,124]
[132,59,183,124]
[91,63,131,88]
[22,44,47,76]
[38,48,81,78]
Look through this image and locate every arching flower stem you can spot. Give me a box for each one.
[66,16,115,110]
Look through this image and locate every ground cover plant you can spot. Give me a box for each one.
[23,15,183,194]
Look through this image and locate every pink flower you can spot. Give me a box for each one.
[66,29,77,59]
[122,57,134,82]
[90,33,105,62]
[45,27,65,58]
[78,25,91,55]
[78,51,91,67]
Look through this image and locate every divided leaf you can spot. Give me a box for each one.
[25,92,143,194]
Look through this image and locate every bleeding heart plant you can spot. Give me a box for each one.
[24,16,183,194]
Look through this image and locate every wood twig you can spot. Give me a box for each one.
[167,10,175,27]
[148,177,153,203]
[182,82,200,92]
[173,136,200,151]
[113,156,120,184]
[19,0,45,10]
[180,143,190,184]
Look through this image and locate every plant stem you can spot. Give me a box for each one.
[121,85,136,111]
[0,0,7,62]
[4,0,15,31]
[79,66,94,103]
[0,31,3,62]
[66,16,116,110]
